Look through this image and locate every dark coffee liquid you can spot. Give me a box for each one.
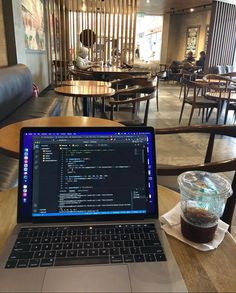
[181,208,218,243]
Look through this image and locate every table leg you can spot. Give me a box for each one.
[82,97,89,116]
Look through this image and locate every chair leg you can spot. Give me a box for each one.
[206,108,213,122]
[188,107,194,126]
[179,102,185,124]
[92,98,96,117]
[224,102,229,124]
[102,97,105,113]
[156,89,159,111]
[201,108,205,123]
[179,84,183,100]
[216,104,221,124]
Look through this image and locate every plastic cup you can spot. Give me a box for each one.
[177,171,232,243]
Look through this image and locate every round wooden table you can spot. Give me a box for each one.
[54,85,115,116]
[0,185,236,292]
[0,116,123,158]
[62,80,112,87]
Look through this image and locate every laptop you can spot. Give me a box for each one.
[0,126,187,292]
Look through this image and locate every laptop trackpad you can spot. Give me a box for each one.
[42,265,131,292]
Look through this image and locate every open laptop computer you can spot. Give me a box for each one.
[0,126,186,292]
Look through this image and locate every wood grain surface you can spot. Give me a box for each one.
[62,80,111,87]
[54,85,115,97]
[0,116,123,158]
[0,185,235,292]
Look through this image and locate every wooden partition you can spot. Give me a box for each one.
[205,0,236,71]
[48,0,137,85]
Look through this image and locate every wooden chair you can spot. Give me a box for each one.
[203,75,236,124]
[52,60,70,85]
[107,85,155,126]
[203,74,231,90]
[155,125,236,230]
[110,74,134,90]
[130,76,159,111]
[179,69,196,100]
[179,79,220,125]
[69,68,97,80]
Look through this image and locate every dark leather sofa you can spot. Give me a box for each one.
[0,64,32,121]
[0,64,60,190]
[0,64,60,127]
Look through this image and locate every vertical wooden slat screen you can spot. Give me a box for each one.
[48,0,137,85]
[205,0,236,72]
[47,0,53,84]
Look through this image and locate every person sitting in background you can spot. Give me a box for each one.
[196,51,206,68]
[185,51,195,63]
[76,47,98,70]
[181,51,196,73]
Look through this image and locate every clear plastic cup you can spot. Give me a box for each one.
[177,171,232,243]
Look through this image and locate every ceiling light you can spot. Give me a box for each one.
[146,0,150,3]
[190,8,194,12]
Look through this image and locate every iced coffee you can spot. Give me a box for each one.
[178,171,232,243]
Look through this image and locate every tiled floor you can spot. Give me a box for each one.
[0,81,236,237]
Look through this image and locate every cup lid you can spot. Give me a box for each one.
[177,171,232,199]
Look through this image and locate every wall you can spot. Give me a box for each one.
[166,9,211,64]
[0,0,8,66]
[2,0,49,91]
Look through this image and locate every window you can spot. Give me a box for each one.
[136,14,163,62]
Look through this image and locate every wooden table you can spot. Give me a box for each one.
[0,116,123,158]
[91,66,150,76]
[54,85,115,116]
[62,80,112,87]
[0,185,235,292]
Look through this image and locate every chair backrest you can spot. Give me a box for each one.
[155,125,236,229]
[69,69,96,80]
[110,85,155,126]
[110,74,133,89]
[181,79,210,105]
[203,74,231,82]
[222,71,236,79]
[203,74,231,92]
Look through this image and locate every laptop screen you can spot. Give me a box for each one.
[18,127,158,223]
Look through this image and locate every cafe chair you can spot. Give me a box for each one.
[107,85,155,126]
[155,125,236,230]
[179,79,220,125]
[52,60,70,85]
[179,69,196,100]
[110,74,134,90]
[69,68,97,80]
[203,75,236,124]
[221,72,236,91]
[203,74,231,89]
[130,76,159,111]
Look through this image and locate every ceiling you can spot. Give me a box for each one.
[65,0,212,14]
[137,0,212,14]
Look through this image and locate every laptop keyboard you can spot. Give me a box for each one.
[5,224,166,269]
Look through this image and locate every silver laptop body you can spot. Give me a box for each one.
[0,126,186,292]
